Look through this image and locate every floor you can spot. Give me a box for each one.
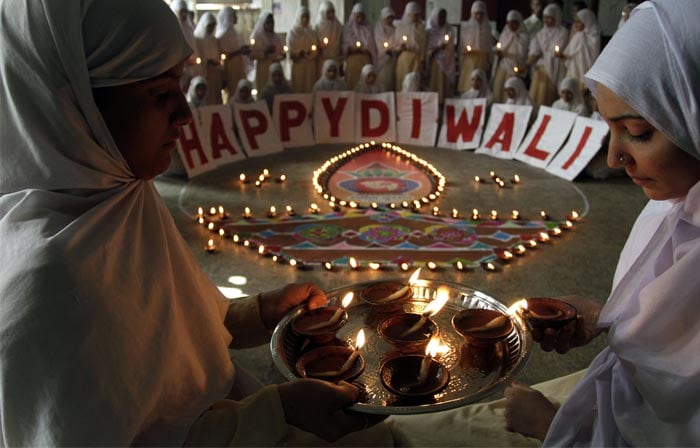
[155,143,647,390]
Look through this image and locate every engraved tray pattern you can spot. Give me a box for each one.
[270,279,532,415]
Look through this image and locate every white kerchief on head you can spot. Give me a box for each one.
[194,11,216,39]
[287,6,316,54]
[506,10,523,23]
[471,1,487,15]
[0,0,234,446]
[504,76,532,105]
[543,4,562,25]
[215,7,242,52]
[585,1,699,160]
[187,75,208,107]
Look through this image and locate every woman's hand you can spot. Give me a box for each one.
[278,379,382,441]
[532,295,603,353]
[259,283,326,330]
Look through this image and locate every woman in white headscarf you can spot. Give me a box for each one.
[230,78,255,104]
[216,7,251,104]
[260,62,292,110]
[394,2,426,93]
[248,11,285,92]
[312,59,348,94]
[552,77,588,115]
[0,0,382,445]
[342,3,376,90]
[507,1,700,445]
[492,10,530,103]
[315,1,343,78]
[563,8,600,89]
[194,11,223,105]
[458,1,493,95]
[170,0,196,52]
[374,7,397,91]
[503,76,533,106]
[354,64,383,94]
[425,8,455,104]
[527,3,568,107]
[287,6,318,93]
[186,75,209,109]
[461,68,493,110]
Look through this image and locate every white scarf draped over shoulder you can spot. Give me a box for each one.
[315,1,343,61]
[459,1,492,52]
[194,11,220,62]
[287,7,318,56]
[0,0,235,445]
[394,2,426,54]
[545,2,700,446]
[498,10,530,74]
[529,4,568,85]
[215,7,242,53]
[564,8,600,84]
[374,7,396,70]
[425,8,455,80]
[342,4,377,62]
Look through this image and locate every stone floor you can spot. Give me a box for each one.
[155,143,647,391]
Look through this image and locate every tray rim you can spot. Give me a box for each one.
[270,279,533,415]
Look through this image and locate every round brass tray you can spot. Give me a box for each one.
[270,279,532,415]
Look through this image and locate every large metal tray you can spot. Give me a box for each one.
[270,279,532,415]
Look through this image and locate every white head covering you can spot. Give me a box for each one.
[0,0,233,446]
[342,3,377,61]
[313,59,348,92]
[186,75,208,107]
[194,11,219,61]
[426,8,455,79]
[498,10,530,74]
[233,78,254,103]
[462,68,493,102]
[546,2,700,446]
[395,2,426,51]
[563,8,600,82]
[402,71,421,92]
[552,76,585,113]
[249,11,284,61]
[315,1,343,60]
[460,0,492,51]
[215,7,242,52]
[374,7,396,69]
[543,3,562,24]
[529,3,568,89]
[170,0,196,51]
[287,6,317,55]
[504,76,532,105]
[354,64,383,93]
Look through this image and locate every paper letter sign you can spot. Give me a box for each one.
[514,106,577,168]
[437,98,486,150]
[273,94,314,148]
[546,117,609,180]
[396,92,439,147]
[354,92,396,142]
[476,104,532,159]
[314,91,355,143]
[233,100,283,157]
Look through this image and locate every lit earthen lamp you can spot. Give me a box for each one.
[521,298,577,331]
[360,268,421,313]
[452,304,518,373]
[377,286,450,353]
[291,292,353,344]
[296,329,366,382]
[380,338,450,398]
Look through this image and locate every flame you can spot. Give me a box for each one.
[424,287,449,316]
[425,337,449,357]
[239,173,246,182]
[323,37,329,45]
[408,267,422,284]
[355,329,366,350]
[209,206,217,215]
[368,262,381,270]
[341,292,354,308]
[197,206,204,216]
[444,34,450,41]
[283,45,289,52]
[402,35,408,42]
[311,44,317,51]
[269,206,276,214]
[250,38,256,45]
[355,41,361,47]
[383,41,389,48]
[496,42,502,49]
[349,257,359,269]
[466,45,472,52]
[507,299,528,316]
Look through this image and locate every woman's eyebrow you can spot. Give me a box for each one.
[608,113,645,122]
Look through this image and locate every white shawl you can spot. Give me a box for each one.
[564,9,600,85]
[314,1,343,62]
[287,7,318,56]
[504,76,533,106]
[497,10,530,74]
[170,0,196,51]
[312,59,347,92]
[215,7,242,53]
[426,8,455,80]
[529,4,568,85]
[0,0,235,445]
[342,3,377,62]
[459,1,492,52]
[394,2,426,54]
[545,2,700,445]
[354,64,383,94]
[249,12,285,62]
[374,7,396,70]
[194,11,219,61]
[552,77,587,115]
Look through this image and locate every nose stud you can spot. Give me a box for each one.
[618,154,631,164]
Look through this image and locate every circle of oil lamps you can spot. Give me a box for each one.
[562,219,574,230]
[537,231,551,243]
[567,210,580,221]
[454,260,468,271]
[276,174,286,183]
[239,173,248,183]
[511,209,520,220]
[267,206,277,218]
[511,174,521,184]
[471,208,480,220]
[204,238,216,253]
[309,203,320,214]
[481,261,499,272]
[489,210,498,221]
[549,226,563,237]
[323,261,334,271]
[426,261,438,271]
[513,244,527,255]
[286,205,295,216]
[540,210,550,220]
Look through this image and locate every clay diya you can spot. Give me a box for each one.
[360,268,421,313]
[380,339,450,397]
[522,297,577,331]
[292,307,349,344]
[296,345,365,383]
[451,308,513,347]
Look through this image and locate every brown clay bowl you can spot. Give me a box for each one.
[452,309,513,347]
[377,313,439,354]
[291,307,349,344]
[380,355,450,397]
[523,298,577,331]
[295,345,365,383]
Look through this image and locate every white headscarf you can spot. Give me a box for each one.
[312,59,348,92]
[460,0,492,52]
[315,1,343,61]
[394,2,426,52]
[402,71,421,92]
[426,8,455,79]
[0,0,234,446]
[528,3,568,87]
[354,64,383,93]
[215,7,242,53]
[170,0,196,50]
[186,75,208,108]
[545,2,700,446]
[462,68,493,105]
[564,8,600,83]
[194,11,219,61]
[287,6,317,56]
[498,10,530,74]
[504,76,532,105]
[342,3,377,61]
[552,76,586,114]
[249,11,284,60]
[233,78,254,103]
[374,7,396,70]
